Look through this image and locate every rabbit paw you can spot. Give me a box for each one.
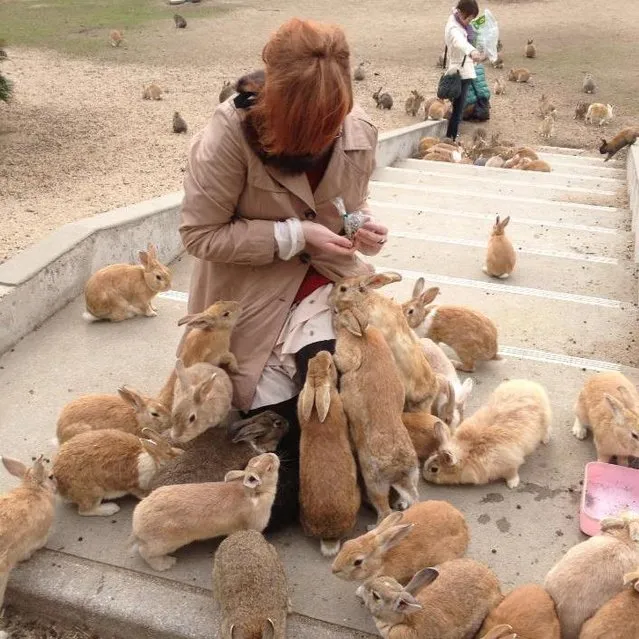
[79,502,121,517]
[572,418,588,440]
[144,307,158,317]
[506,474,520,489]
[145,555,177,572]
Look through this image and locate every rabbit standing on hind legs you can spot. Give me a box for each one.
[484,215,516,279]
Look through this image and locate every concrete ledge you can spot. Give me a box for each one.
[628,144,639,261]
[7,550,375,639]
[0,192,184,355]
[376,119,447,168]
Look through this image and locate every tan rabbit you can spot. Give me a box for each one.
[572,372,639,466]
[418,136,440,156]
[53,428,182,516]
[518,157,552,172]
[0,456,56,608]
[109,29,123,47]
[158,300,241,408]
[142,83,163,100]
[484,215,516,279]
[298,351,360,556]
[332,307,419,524]
[332,501,469,584]
[600,127,639,161]
[404,90,425,117]
[56,385,171,444]
[130,453,279,571]
[485,155,505,168]
[423,380,552,488]
[544,512,639,639]
[540,114,555,140]
[481,626,516,639]
[585,103,614,126]
[428,143,463,162]
[525,38,537,58]
[508,68,531,82]
[422,97,440,118]
[213,530,290,639]
[426,98,447,120]
[83,244,171,322]
[330,272,438,413]
[512,146,539,161]
[579,569,639,639]
[357,559,502,639]
[582,73,596,94]
[170,359,233,443]
[403,278,500,372]
[480,584,561,639]
[401,412,444,460]
[494,77,506,95]
[539,94,557,118]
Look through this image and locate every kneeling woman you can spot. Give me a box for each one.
[179,18,388,529]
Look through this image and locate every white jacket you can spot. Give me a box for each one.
[444,13,477,80]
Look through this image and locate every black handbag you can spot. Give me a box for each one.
[437,46,467,101]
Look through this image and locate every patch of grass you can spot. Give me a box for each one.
[0,0,223,57]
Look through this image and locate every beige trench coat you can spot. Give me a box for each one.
[179,99,378,410]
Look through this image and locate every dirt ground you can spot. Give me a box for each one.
[0,0,637,263]
[0,607,97,639]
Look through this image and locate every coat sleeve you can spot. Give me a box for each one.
[179,107,277,266]
[449,23,477,57]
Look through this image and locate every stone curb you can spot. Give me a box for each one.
[0,120,445,356]
[7,550,375,639]
[627,143,639,266]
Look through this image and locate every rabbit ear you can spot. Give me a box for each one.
[224,470,245,483]
[374,511,404,533]
[495,215,500,225]
[315,384,331,423]
[298,383,316,424]
[362,272,402,290]
[604,394,626,425]
[377,523,414,552]
[243,471,262,489]
[138,250,150,267]
[2,457,27,479]
[175,359,190,389]
[139,438,159,456]
[500,216,511,228]
[457,378,474,405]
[193,373,218,404]
[147,244,158,260]
[231,420,269,444]
[141,428,168,448]
[118,385,144,411]
[32,455,47,483]
[393,591,422,614]
[617,386,636,410]
[419,287,439,306]
[405,567,439,595]
[262,619,275,639]
[340,309,365,337]
[434,420,451,445]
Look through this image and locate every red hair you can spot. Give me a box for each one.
[252,18,353,157]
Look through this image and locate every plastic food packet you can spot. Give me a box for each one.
[471,9,499,63]
[332,196,371,239]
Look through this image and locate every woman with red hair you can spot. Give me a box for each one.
[179,18,387,529]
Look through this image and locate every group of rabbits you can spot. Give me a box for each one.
[2,240,639,639]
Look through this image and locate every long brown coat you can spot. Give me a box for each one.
[179,100,378,410]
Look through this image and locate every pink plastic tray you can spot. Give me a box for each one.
[580,462,639,536]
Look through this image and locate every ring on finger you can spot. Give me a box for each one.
[378,238,387,245]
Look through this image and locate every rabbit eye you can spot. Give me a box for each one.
[353,558,364,567]
[339,285,347,292]
[372,591,380,601]
[632,432,639,441]
[223,311,230,317]
[156,274,162,281]
[408,308,414,315]
[430,465,439,473]
[189,414,196,423]
[150,411,160,418]
[274,420,281,426]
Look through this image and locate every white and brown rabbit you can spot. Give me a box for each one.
[484,215,517,279]
[544,512,639,639]
[508,68,531,83]
[572,372,639,466]
[170,359,233,443]
[158,300,241,409]
[423,379,552,488]
[130,453,279,571]
[83,243,171,322]
[0,456,56,608]
[357,558,502,639]
[585,103,614,126]
[53,428,182,516]
[330,272,438,413]
[480,584,561,639]
[213,530,290,639]
[332,306,419,524]
[299,351,360,557]
[332,501,469,585]
[579,568,639,639]
[56,385,170,444]
[403,278,500,372]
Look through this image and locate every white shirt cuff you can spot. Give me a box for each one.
[274,218,306,261]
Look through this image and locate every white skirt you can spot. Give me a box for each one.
[250,283,335,410]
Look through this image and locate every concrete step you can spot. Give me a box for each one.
[536,153,626,177]
[538,148,624,167]
[369,200,630,259]
[396,158,624,190]
[374,166,619,206]
[369,182,625,229]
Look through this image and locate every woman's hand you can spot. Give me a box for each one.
[301,221,355,256]
[353,220,389,256]
[470,50,483,62]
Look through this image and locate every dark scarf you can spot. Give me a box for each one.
[233,69,333,175]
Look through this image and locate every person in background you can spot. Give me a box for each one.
[444,0,483,140]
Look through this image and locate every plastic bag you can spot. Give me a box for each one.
[332,196,370,239]
[471,8,499,63]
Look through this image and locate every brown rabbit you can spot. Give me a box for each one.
[332,501,469,584]
[539,93,557,119]
[484,215,516,279]
[373,87,393,110]
[418,136,440,156]
[402,278,500,372]
[481,626,516,639]
[494,77,506,95]
[519,157,552,172]
[53,428,182,516]
[158,301,241,409]
[574,101,590,120]
[579,569,639,639]
[540,114,555,140]
[600,127,639,161]
[298,351,360,556]
[404,90,425,117]
[173,111,188,133]
[525,38,537,58]
[508,68,531,82]
[402,412,446,461]
[480,584,561,639]
[56,385,171,444]
[0,456,56,608]
[332,307,419,524]
[572,372,639,466]
[353,62,366,81]
[83,244,171,322]
[109,30,123,47]
[142,83,163,100]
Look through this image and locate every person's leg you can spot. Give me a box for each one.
[445,79,471,141]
